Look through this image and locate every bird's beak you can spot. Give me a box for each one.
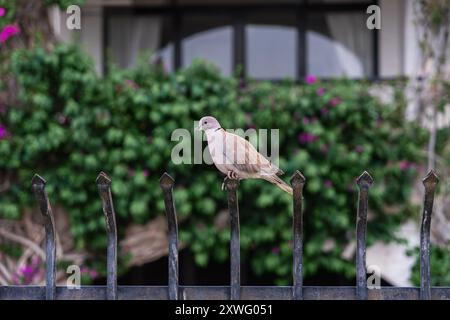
[195,123,202,131]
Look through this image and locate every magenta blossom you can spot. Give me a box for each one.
[305,75,317,85]
[143,169,150,178]
[298,132,317,144]
[0,125,7,139]
[316,87,326,96]
[0,7,6,17]
[271,247,280,255]
[399,160,409,171]
[399,160,418,171]
[355,145,364,153]
[329,97,342,107]
[90,270,98,279]
[0,24,20,43]
[324,180,333,188]
[303,117,311,125]
[320,108,329,116]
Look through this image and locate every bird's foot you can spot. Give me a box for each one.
[227,171,239,180]
[222,171,239,190]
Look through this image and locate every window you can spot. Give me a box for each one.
[307,12,374,77]
[107,14,174,72]
[104,0,378,79]
[181,15,233,76]
[245,13,298,79]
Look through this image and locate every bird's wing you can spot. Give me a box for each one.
[222,131,279,175]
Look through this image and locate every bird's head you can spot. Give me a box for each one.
[196,116,221,132]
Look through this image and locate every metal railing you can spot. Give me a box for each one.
[0,169,447,300]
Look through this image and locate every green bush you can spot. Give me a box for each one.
[0,44,427,283]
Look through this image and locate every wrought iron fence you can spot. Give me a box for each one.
[0,169,447,300]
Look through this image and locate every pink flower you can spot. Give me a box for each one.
[303,117,311,125]
[324,180,333,188]
[0,125,7,139]
[0,24,20,43]
[57,113,67,124]
[316,87,326,96]
[320,108,329,116]
[355,145,364,153]
[399,160,418,171]
[90,270,98,279]
[0,7,6,17]
[271,247,280,255]
[305,75,317,85]
[399,160,409,171]
[143,169,150,178]
[329,97,342,107]
[298,132,317,144]
[20,265,34,275]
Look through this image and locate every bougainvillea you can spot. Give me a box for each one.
[0,42,429,283]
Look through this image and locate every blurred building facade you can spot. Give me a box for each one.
[50,0,418,80]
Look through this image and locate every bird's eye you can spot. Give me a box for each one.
[204,121,207,124]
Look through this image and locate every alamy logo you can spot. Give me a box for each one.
[366,5,381,30]
[53,5,81,33]
[367,265,381,289]
[66,5,81,30]
[170,122,280,168]
[66,265,81,289]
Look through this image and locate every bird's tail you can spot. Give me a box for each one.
[262,175,293,196]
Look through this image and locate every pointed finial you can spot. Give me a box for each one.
[31,174,46,187]
[160,172,175,189]
[96,171,112,186]
[356,171,374,188]
[290,170,306,186]
[423,170,439,191]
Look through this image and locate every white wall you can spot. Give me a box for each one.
[379,0,405,77]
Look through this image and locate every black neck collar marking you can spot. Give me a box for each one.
[214,127,222,132]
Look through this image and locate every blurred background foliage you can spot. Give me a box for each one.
[0,41,430,284]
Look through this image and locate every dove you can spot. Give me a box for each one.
[196,116,293,195]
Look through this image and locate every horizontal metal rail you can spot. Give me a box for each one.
[1,286,450,300]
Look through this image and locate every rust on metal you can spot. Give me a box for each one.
[96,172,118,300]
[31,174,56,300]
[159,172,179,300]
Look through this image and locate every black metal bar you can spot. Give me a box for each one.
[355,171,373,300]
[420,170,439,300]
[101,3,372,16]
[372,0,379,78]
[3,286,450,300]
[102,7,109,76]
[159,172,179,300]
[173,11,182,70]
[233,14,246,78]
[297,10,306,80]
[31,174,56,300]
[224,177,240,300]
[290,171,305,300]
[96,172,118,300]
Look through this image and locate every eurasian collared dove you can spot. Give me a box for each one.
[197,116,293,195]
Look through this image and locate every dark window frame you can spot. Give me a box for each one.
[102,0,379,80]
